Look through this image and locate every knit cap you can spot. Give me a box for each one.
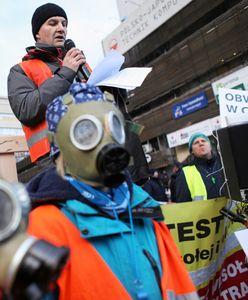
[32,3,67,40]
[188,132,210,152]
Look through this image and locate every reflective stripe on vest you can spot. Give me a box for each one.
[183,165,207,201]
[167,290,200,300]
[28,205,198,300]
[26,126,47,148]
[19,60,52,162]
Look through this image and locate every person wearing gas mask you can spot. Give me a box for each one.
[7,3,87,164]
[0,180,69,300]
[27,83,199,300]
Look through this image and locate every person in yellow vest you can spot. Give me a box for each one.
[27,83,199,300]
[175,132,225,202]
[7,3,87,163]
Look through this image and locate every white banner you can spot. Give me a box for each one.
[102,0,192,54]
[166,116,221,148]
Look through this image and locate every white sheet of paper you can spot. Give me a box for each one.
[235,228,248,257]
[95,67,152,90]
[87,49,152,89]
[87,50,125,86]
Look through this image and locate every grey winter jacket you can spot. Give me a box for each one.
[7,43,76,127]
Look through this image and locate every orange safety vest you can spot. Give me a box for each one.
[28,205,198,300]
[19,59,52,163]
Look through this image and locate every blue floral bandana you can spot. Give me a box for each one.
[65,175,130,216]
[46,83,105,156]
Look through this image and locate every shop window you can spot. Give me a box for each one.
[158,134,169,149]
[149,137,159,152]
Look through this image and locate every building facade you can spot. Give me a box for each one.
[0,97,23,136]
[0,96,27,162]
[103,0,248,170]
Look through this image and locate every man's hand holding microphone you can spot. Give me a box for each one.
[63,39,91,82]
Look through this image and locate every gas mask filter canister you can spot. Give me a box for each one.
[0,180,69,300]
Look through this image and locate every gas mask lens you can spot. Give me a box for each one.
[70,115,103,150]
[0,185,21,243]
[108,111,125,145]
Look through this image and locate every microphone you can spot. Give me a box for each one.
[64,39,92,81]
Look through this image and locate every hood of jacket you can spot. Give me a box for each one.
[26,165,83,208]
[26,165,164,220]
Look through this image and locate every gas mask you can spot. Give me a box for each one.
[47,84,130,188]
[0,180,69,300]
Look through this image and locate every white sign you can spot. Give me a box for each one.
[211,66,248,104]
[145,153,152,163]
[116,0,144,22]
[166,116,221,148]
[218,88,248,127]
[235,229,248,258]
[102,0,192,54]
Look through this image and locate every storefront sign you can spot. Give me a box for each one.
[102,0,192,54]
[171,91,208,119]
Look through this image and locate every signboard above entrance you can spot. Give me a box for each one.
[171,91,208,119]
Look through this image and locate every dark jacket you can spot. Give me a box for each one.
[143,177,168,202]
[169,173,178,202]
[175,155,225,202]
[7,43,76,127]
[26,165,83,207]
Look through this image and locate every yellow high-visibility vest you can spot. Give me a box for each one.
[183,165,207,201]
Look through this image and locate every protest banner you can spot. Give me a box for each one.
[218,88,248,127]
[162,198,248,299]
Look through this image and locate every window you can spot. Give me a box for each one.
[149,137,159,152]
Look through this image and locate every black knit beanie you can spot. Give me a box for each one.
[32,3,68,40]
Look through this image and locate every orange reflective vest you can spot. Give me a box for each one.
[28,205,198,300]
[19,59,52,163]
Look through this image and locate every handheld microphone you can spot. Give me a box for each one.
[64,39,92,81]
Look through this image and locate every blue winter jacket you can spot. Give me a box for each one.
[26,166,165,300]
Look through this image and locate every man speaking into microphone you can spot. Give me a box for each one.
[64,39,92,82]
[8,3,88,164]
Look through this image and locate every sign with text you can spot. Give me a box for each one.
[166,116,221,148]
[218,88,248,127]
[212,66,248,104]
[162,198,248,299]
[102,0,192,54]
[172,91,208,119]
